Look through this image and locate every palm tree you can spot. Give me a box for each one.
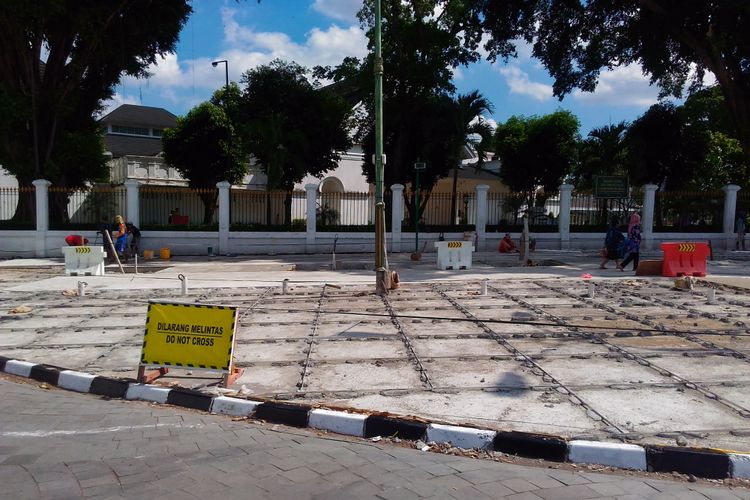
[575,121,629,189]
[448,91,495,225]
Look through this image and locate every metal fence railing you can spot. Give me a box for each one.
[140,186,218,228]
[486,192,560,232]
[655,190,723,232]
[317,191,376,231]
[48,185,126,230]
[402,191,476,230]
[570,190,642,231]
[231,190,306,230]
[0,186,36,228]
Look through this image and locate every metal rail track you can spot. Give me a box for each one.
[297,284,327,392]
[381,295,433,389]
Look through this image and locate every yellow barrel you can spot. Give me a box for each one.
[159,247,171,260]
[143,249,154,260]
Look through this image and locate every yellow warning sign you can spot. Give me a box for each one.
[140,302,238,371]
[678,243,696,252]
[75,247,92,253]
[447,241,463,248]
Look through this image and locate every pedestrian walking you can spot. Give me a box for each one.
[599,219,624,269]
[112,215,128,257]
[125,222,141,257]
[618,213,642,271]
[736,210,747,250]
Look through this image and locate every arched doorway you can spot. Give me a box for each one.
[318,177,344,226]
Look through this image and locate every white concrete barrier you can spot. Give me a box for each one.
[4,360,36,377]
[125,384,171,404]
[426,423,496,450]
[308,409,367,437]
[61,246,105,276]
[58,370,96,393]
[568,440,647,470]
[730,453,750,478]
[434,241,474,270]
[210,396,262,417]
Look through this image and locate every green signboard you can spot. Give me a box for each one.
[594,176,629,199]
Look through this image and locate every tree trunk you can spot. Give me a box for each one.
[199,191,217,225]
[11,184,36,224]
[450,166,459,225]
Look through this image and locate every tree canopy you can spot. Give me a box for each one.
[162,99,247,224]
[495,110,580,196]
[474,0,750,164]
[239,60,352,192]
[0,0,191,187]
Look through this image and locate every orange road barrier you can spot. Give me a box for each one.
[660,242,709,277]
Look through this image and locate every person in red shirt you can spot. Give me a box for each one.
[64,235,88,246]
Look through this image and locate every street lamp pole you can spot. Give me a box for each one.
[374,0,388,295]
[212,60,231,222]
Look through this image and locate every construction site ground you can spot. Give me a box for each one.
[1,251,749,454]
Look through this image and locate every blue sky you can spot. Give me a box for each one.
[109,0,671,136]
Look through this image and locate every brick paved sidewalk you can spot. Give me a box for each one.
[0,377,747,500]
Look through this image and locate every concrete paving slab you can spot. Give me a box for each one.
[234,341,307,363]
[537,357,671,386]
[409,337,511,358]
[506,338,612,356]
[37,328,137,346]
[237,323,311,340]
[427,359,538,389]
[653,356,750,384]
[313,339,407,361]
[303,361,423,392]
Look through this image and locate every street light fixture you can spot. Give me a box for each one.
[212,60,231,224]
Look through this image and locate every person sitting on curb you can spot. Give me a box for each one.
[64,235,89,246]
[498,233,518,253]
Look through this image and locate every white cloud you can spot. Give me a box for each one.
[573,64,659,106]
[124,9,367,95]
[497,65,553,102]
[99,92,139,117]
[311,0,362,22]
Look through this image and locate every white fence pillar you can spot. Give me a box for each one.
[124,179,140,227]
[305,183,317,253]
[217,181,230,255]
[475,184,489,251]
[723,184,741,250]
[390,184,404,252]
[32,179,51,258]
[641,184,658,251]
[558,184,573,250]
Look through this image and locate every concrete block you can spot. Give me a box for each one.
[4,360,36,378]
[730,453,750,479]
[57,370,96,393]
[210,396,261,417]
[309,409,367,437]
[568,440,647,470]
[125,384,171,404]
[426,424,496,450]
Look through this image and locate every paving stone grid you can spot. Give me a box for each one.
[2,278,750,451]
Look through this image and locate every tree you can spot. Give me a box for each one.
[495,111,580,201]
[475,1,750,165]
[448,91,494,224]
[238,60,352,224]
[573,122,629,190]
[0,0,191,186]
[162,101,247,224]
[317,0,486,200]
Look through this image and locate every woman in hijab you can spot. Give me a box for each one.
[618,212,642,271]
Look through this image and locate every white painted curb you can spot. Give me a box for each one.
[568,440,647,470]
[125,384,171,404]
[4,360,36,377]
[309,409,367,437]
[210,396,261,417]
[58,370,96,393]
[730,453,750,479]
[426,423,496,450]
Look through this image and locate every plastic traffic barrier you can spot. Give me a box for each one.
[61,246,105,276]
[434,240,475,270]
[660,242,709,277]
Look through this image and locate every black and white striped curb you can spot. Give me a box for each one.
[2,355,749,480]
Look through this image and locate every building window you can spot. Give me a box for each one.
[152,129,163,137]
[111,125,150,136]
